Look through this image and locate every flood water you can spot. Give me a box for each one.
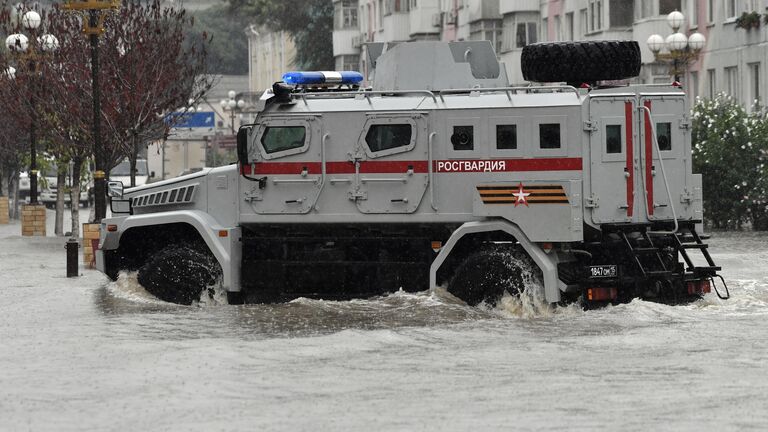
[1,231,767,431]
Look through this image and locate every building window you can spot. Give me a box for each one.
[554,15,562,40]
[365,124,413,152]
[656,123,672,151]
[725,0,737,19]
[539,124,561,149]
[470,19,502,53]
[609,0,632,27]
[496,125,517,150]
[451,126,474,151]
[690,0,699,26]
[565,12,574,40]
[707,68,716,99]
[383,0,408,15]
[749,62,760,106]
[335,54,360,71]
[261,126,306,154]
[725,66,739,100]
[579,8,588,37]
[334,0,359,30]
[410,0,418,8]
[515,22,537,48]
[637,0,653,19]
[606,125,622,154]
[589,0,603,31]
[707,0,714,22]
[659,0,682,15]
[542,17,548,40]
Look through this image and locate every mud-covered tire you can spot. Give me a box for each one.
[137,245,221,305]
[521,40,641,84]
[447,245,532,306]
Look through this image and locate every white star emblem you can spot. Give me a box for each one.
[512,183,530,207]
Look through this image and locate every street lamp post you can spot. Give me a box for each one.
[646,11,706,83]
[62,0,120,223]
[220,90,245,134]
[5,9,60,205]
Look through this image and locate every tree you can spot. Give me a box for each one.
[0,1,214,235]
[228,0,334,70]
[99,0,214,187]
[189,4,248,75]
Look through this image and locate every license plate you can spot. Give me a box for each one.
[589,265,618,278]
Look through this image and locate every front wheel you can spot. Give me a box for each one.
[446,244,534,306]
[137,245,222,305]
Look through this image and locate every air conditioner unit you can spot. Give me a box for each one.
[432,12,443,27]
[352,35,362,48]
[445,11,457,25]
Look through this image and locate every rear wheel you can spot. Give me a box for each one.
[137,245,222,305]
[447,244,533,306]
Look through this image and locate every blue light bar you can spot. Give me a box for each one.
[282,71,364,85]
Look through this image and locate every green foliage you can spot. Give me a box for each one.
[189,5,249,74]
[228,0,334,70]
[692,94,768,230]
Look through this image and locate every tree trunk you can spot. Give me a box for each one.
[11,170,19,220]
[129,136,139,187]
[70,157,83,238]
[54,168,66,236]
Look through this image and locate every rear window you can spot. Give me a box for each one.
[261,126,307,154]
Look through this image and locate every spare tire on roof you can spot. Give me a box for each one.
[521,40,641,84]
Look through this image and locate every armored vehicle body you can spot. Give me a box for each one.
[97,41,727,306]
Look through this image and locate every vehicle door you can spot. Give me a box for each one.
[352,113,429,214]
[244,115,325,214]
[639,94,690,221]
[588,95,640,224]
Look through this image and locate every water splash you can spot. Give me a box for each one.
[106,271,168,305]
[106,270,225,307]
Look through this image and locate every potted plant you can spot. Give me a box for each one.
[736,11,761,29]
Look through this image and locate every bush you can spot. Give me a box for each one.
[692,94,768,229]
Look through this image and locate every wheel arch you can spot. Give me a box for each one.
[101,210,240,292]
[430,220,561,303]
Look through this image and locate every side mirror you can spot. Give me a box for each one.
[150,171,156,178]
[107,180,124,198]
[237,126,251,166]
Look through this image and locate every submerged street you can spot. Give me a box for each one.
[1,222,767,431]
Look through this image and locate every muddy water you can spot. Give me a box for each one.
[1,232,767,431]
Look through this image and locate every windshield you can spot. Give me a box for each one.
[43,164,58,177]
[111,160,148,176]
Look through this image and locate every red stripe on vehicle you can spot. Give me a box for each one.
[625,101,634,217]
[644,100,654,216]
[241,158,583,175]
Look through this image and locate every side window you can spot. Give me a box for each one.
[606,124,622,154]
[539,123,561,149]
[656,122,672,151]
[451,125,474,151]
[365,124,412,152]
[496,125,517,150]
[261,126,306,154]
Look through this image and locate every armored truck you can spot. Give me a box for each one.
[97,41,728,306]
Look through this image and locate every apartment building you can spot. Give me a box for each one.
[333,0,768,107]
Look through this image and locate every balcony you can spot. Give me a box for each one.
[499,0,538,16]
